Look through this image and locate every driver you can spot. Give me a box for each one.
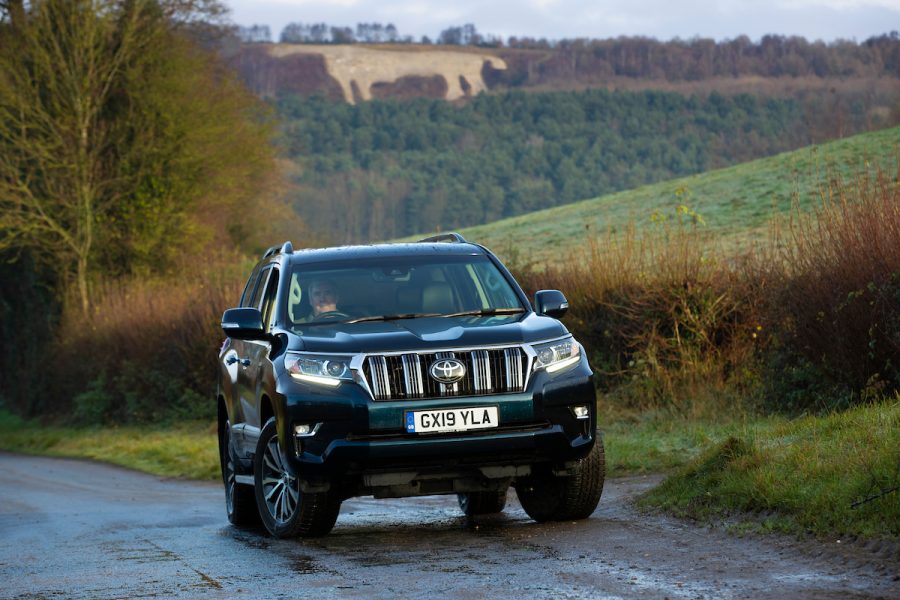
[309,279,340,318]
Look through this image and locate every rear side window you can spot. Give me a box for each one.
[249,267,271,310]
[239,269,260,307]
[260,269,280,331]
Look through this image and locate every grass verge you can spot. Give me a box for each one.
[637,397,900,539]
[0,411,219,480]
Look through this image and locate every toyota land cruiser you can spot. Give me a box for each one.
[217,233,604,537]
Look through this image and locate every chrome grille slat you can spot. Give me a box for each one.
[472,350,491,393]
[366,356,392,400]
[504,347,522,391]
[401,353,424,398]
[363,347,527,401]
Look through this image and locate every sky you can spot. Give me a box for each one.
[225,0,900,43]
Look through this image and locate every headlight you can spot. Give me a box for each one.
[284,352,354,387]
[531,336,581,373]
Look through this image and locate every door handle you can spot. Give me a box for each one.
[225,355,251,367]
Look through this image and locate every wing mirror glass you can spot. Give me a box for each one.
[534,290,569,319]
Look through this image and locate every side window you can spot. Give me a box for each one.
[249,267,271,310]
[239,268,260,307]
[260,269,280,331]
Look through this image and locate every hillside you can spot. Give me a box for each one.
[279,89,896,244]
[441,125,900,264]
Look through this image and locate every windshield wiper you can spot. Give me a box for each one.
[440,308,525,318]
[345,313,442,324]
[313,308,524,325]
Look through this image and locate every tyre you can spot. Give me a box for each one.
[221,420,258,527]
[516,435,605,522]
[458,489,508,516]
[253,418,341,538]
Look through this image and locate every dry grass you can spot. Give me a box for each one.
[769,169,900,401]
[47,268,245,422]
[515,211,764,415]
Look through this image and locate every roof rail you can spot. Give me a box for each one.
[417,232,468,244]
[261,240,294,259]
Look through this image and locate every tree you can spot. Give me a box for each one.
[0,1,154,312]
[280,22,309,43]
[330,25,353,44]
[0,0,279,311]
[237,24,271,43]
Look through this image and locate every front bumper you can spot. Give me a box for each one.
[275,358,597,482]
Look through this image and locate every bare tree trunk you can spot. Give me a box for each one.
[76,253,90,313]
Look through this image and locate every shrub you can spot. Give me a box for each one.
[515,210,766,414]
[515,167,900,414]
[766,169,900,410]
[48,269,243,424]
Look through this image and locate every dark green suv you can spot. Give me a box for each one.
[217,234,604,537]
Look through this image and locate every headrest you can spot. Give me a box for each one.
[422,282,454,314]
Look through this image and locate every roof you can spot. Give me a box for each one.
[284,241,485,265]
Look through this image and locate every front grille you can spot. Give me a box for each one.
[361,347,529,401]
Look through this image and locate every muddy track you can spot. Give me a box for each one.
[0,453,896,599]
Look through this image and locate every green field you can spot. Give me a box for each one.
[450,125,899,263]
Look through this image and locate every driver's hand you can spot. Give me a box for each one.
[314,302,338,316]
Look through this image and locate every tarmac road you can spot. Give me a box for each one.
[0,452,896,599]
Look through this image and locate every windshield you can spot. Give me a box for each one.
[286,254,524,326]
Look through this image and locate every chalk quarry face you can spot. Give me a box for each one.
[267,45,507,103]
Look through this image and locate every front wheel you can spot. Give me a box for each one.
[516,435,605,522]
[254,418,341,538]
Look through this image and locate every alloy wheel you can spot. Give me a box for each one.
[260,435,300,524]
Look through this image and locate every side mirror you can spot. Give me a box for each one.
[221,307,266,340]
[534,290,569,319]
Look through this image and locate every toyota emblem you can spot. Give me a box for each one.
[429,358,466,384]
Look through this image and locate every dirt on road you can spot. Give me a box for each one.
[0,452,896,599]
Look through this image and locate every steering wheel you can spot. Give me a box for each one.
[313,310,350,321]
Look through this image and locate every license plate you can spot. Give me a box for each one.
[405,406,499,433]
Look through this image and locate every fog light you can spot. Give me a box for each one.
[572,405,590,419]
[293,423,321,437]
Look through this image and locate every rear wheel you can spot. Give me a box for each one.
[254,418,341,538]
[458,489,508,516]
[221,421,258,526]
[516,436,605,522]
